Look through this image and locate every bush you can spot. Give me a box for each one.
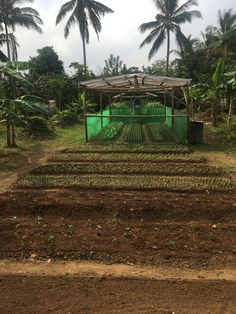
[205,123,236,144]
[27,116,54,137]
[52,110,78,126]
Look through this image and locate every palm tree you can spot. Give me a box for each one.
[217,9,236,60]
[56,0,114,73]
[0,0,43,61]
[139,0,202,75]
[0,32,19,61]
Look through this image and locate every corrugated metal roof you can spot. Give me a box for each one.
[80,73,191,93]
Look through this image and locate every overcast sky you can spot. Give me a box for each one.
[8,0,236,74]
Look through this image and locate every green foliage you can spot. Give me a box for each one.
[29,47,64,77]
[52,109,78,127]
[125,124,143,143]
[111,102,129,109]
[101,122,123,141]
[27,116,54,137]
[139,0,202,74]
[144,101,163,108]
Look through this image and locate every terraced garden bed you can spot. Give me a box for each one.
[32,163,224,176]
[97,122,124,141]
[63,144,191,154]
[124,123,143,142]
[49,152,206,163]
[17,174,232,191]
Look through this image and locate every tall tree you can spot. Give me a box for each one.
[139,0,202,75]
[217,9,236,60]
[56,0,114,73]
[28,46,64,77]
[0,0,43,61]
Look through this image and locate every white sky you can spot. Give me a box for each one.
[7,0,236,74]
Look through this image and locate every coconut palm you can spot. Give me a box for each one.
[217,9,236,60]
[139,0,202,75]
[0,0,43,61]
[0,32,19,61]
[56,0,114,73]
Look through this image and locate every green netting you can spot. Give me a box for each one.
[141,108,165,123]
[165,107,172,129]
[173,109,188,143]
[87,115,102,140]
[110,108,133,123]
[87,105,188,143]
[165,107,188,143]
[102,109,110,127]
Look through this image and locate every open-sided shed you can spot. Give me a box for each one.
[80,73,191,143]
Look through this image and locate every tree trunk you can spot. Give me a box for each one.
[228,97,233,126]
[82,36,87,76]
[212,102,217,127]
[6,120,12,147]
[11,123,17,147]
[4,22,11,61]
[166,29,170,76]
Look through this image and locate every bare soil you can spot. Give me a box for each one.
[0,148,236,313]
[1,274,236,313]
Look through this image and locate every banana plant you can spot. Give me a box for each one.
[201,59,225,126]
[0,63,46,147]
[224,71,236,126]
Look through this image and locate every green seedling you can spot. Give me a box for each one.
[112,237,118,245]
[59,217,65,227]
[47,235,55,244]
[112,218,117,227]
[199,241,208,252]
[139,219,145,226]
[67,224,75,234]
[168,240,176,249]
[36,216,43,225]
[11,216,18,223]
[96,225,102,236]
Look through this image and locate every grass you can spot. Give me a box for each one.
[0,124,85,151]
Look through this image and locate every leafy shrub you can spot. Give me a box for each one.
[144,101,163,108]
[52,109,78,126]
[205,123,236,144]
[111,102,129,109]
[27,116,54,137]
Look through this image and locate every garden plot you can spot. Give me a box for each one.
[32,163,224,176]
[18,174,232,191]
[63,144,191,154]
[148,123,176,143]
[49,152,206,163]
[16,144,233,193]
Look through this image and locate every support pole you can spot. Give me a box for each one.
[100,93,103,128]
[171,88,175,131]
[183,87,190,144]
[83,88,88,143]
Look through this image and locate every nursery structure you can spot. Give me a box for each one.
[80,73,191,144]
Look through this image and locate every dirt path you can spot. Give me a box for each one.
[0,260,236,281]
[1,273,236,313]
[0,147,63,194]
[198,151,236,185]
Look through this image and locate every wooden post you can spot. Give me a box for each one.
[164,90,167,122]
[171,88,175,131]
[83,88,88,143]
[100,93,103,128]
[108,95,112,120]
[183,87,190,144]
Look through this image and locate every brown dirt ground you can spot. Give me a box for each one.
[0,148,236,313]
[1,274,236,313]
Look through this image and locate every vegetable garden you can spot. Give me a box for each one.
[17,144,232,192]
